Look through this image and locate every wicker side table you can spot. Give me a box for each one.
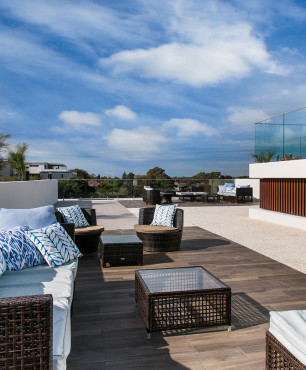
[135,266,231,339]
[101,235,143,267]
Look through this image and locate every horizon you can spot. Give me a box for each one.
[1,1,306,177]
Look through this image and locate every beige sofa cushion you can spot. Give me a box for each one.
[75,225,104,236]
[134,224,179,234]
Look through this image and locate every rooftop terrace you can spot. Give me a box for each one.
[65,200,306,369]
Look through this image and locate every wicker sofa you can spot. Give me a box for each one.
[0,222,77,370]
[217,185,253,204]
[266,310,306,369]
[134,207,184,252]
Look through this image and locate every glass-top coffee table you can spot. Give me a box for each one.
[135,266,231,338]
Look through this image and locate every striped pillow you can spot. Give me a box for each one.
[150,204,178,227]
[25,223,82,267]
[57,205,89,228]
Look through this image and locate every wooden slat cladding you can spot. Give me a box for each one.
[260,179,306,216]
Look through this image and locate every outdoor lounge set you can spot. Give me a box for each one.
[217,183,253,203]
[1,201,305,369]
[0,204,100,369]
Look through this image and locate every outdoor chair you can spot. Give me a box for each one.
[55,208,104,254]
[134,207,184,252]
[142,188,161,205]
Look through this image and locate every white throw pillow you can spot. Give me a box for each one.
[150,204,178,227]
[57,205,89,228]
[25,223,82,267]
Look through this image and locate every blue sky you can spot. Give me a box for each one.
[1,0,306,177]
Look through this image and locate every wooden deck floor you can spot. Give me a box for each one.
[67,226,306,369]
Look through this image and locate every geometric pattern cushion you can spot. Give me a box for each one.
[0,248,6,276]
[25,222,82,267]
[0,226,45,271]
[57,205,89,228]
[150,204,178,227]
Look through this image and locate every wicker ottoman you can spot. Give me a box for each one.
[101,235,143,267]
[134,224,181,252]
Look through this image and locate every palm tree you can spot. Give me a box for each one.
[8,143,28,180]
[249,151,275,163]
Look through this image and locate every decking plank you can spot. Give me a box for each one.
[68,226,306,369]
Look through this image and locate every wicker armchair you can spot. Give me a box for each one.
[55,208,104,254]
[142,189,161,205]
[134,207,184,252]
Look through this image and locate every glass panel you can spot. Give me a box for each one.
[255,107,306,160]
[102,235,141,244]
[255,122,283,158]
[138,267,226,293]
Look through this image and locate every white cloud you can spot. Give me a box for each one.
[100,9,290,87]
[105,105,137,120]
[58,111,102,126]
[228,107,269,132]
[105,126,167,158]
[163,118,217,137]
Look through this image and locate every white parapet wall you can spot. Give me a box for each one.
[249,207,306,231]
[249,159,306,179]
[0,180,58,208]
[234,179,260,200]
[249,159,306,230]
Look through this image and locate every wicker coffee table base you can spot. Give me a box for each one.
[266,331,306,369]
[135,270,231,338]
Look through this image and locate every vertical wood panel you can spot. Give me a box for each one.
[260,178,306,217]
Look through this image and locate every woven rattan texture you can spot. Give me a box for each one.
[136,207,184,252]
[135,269,231,333]
[102,241,143,267]
[0,294,53,370]
[266,331,306,370]
[142,189,161,205]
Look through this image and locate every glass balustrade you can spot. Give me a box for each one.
[57,178,238,199]
[255,106,306,160]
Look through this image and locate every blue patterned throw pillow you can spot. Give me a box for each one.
[150,204,178,227]
[0,248,6,276]
[0,226,45,271]
[57,205,89,228]
[25,222,82,267]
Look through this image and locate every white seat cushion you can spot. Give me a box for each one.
[269,310,306,365]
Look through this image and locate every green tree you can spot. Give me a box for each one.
[70,168,91,179]
[8,143,28,180]
[0,133,10,171]
[58,180,95,198]
[249,151,275,163]
[145,167,173,191]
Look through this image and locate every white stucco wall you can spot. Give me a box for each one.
[234,179,260,200]
[249,159,306,179]
[0,180,58,208]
